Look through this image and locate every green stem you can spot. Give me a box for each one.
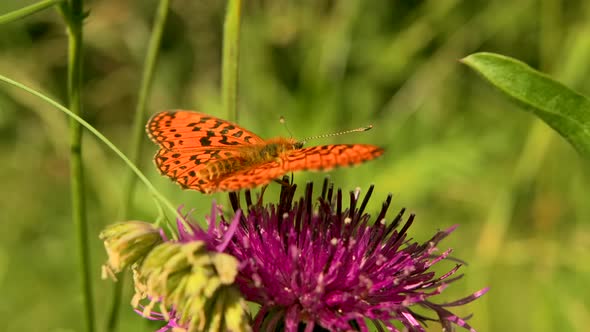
[0,0,64,24]
[108,1,170,330]
[539,0,560,71]
[58,1,95,331]
[221,0,242,122]
[120,0,170,226]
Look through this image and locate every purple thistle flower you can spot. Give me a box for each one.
[177,179,488,332]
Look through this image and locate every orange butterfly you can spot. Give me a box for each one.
[146,110,384,194]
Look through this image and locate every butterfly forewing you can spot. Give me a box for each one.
[147,111,264,151]
[211,144,385,193]
[281,144,384,171]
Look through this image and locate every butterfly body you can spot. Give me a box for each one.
[199,137,298,180]
[147,110,383,194]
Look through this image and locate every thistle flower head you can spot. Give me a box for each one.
[175,179,488,332]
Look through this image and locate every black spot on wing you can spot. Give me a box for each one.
[189,154,203,165]
[200,137,212,146]
[219,136,240,145]
[220,125,236,135]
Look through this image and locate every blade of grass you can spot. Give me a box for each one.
[222,0,242,122]
[107,0,170,330]
[0,0,64,24]
[0,74,186,234]
[121,0,170,220]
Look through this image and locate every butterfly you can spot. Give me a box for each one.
[146,110,384,194]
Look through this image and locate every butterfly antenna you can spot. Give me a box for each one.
[298,125,374,145]
[280,116,295,138]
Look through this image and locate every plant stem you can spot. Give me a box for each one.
[0,0,64,24]
[222,0,242,122]
[120,0,170,228]
[107,1,170,330]
[60,0,95,331]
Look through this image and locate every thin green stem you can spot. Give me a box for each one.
[0,74,184,229]
[59,1,95,331]
[221,0,242,122]
[539,0,561,72]
[108,1,170,330]
[120,0,170,227]
[0,0,64,24]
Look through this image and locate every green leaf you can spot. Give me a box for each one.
[461,52,590,158]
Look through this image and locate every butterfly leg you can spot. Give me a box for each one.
[273,177,290,186]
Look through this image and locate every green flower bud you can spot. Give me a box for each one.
[133,241,251,332]
[99,221,162,279]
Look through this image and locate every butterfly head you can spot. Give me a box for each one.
[257,138,301,159]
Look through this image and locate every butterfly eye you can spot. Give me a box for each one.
[294,142,304,149]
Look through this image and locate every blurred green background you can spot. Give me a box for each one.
[1,0,589,331]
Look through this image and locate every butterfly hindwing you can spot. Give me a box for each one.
[154,147,245,191]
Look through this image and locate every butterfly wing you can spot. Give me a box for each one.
[153,147,245,191]
[211,144,384,193]
[280,144,384,171]
[211,161,287,193]
[147,110,264,150]
[146,110,265,192]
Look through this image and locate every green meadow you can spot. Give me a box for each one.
[1,1,589,331]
